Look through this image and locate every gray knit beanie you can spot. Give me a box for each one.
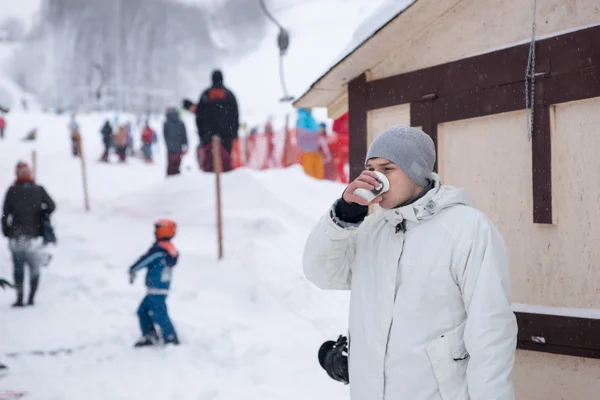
[365,126,436,187]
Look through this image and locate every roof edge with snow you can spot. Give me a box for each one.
[292,0,417,109]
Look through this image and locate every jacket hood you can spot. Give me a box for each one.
[380,173,474,229]
[166,109,179,121]
[212,70,223,86]
[296,108,319,133]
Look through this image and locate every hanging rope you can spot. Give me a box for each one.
[259,0,295,102]
[279,51,293,101]
[259,0,284,30]
[524,0,537,141]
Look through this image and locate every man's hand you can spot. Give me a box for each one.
[342,170,383,206]
[129,272,136,285]
[0,278,14,289]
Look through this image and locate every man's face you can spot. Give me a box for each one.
[366,158,421,209]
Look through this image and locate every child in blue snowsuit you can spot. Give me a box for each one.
[129,219,180,347]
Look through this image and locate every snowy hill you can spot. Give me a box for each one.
[0,112,350,399]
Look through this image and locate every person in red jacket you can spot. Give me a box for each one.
[331,113,349,183]
[141,123,156,163]
[0,115,6,139]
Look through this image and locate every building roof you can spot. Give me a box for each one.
[293,0,417,109]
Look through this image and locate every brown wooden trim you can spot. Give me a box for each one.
[433,81,525,123]
[546,65,600,105]
[364,25,600,111]
[517,341,600,359]
[515,312,600,359]
[427,77,554,223]
[531,77,553,224]
[348,73,369,181]
[367,48,533,111]
[410,99,438,172]
[539,27,600,75]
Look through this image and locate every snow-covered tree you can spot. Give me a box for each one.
[9,0,272,113]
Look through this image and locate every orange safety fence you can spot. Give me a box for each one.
[229,128,349,183]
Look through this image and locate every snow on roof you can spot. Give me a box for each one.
[329,0,416,72]
[298,0,416,100]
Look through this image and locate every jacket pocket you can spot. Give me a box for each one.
[426,321,470,400]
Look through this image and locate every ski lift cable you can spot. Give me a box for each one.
[259,0,295,102]
[259,0,284,30]
[208,0,323,31]
[278,52,291,100]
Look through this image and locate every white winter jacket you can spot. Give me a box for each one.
[303,175,517,400]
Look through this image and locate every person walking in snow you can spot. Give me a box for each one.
[69,114,81,157]
[194,69,239,172]
[141,122,156,163]
[303,126,517,400]
[129,219,180,347]
[0,114,6,139]
[114,124,129,162]
[296,108,328,180]
[163,107,188,176]
[2,162,56,307]
[317,123,334,180]
[100,120,113,162]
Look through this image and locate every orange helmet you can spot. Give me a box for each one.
[155,219,176,240]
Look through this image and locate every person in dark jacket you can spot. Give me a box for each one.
[2,162,56,307]
[195,69,239,172]
[100,120,113,162]
[163,107,188,176]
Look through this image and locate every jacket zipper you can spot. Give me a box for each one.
[383,223,406,395]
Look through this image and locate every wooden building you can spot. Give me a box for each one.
[294,0,600,398]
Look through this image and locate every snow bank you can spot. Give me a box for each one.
[0,111,350,399]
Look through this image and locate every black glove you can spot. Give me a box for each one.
[0,278,14,289]
[318,335,349,385]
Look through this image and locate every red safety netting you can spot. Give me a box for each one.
[229,125,349,183]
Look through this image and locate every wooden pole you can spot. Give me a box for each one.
[31,150,37,181]
[212,135,224,260]
[77,135,90,211]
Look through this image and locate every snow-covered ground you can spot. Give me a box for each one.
[0,111,350,399]
[0,2,399,397]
